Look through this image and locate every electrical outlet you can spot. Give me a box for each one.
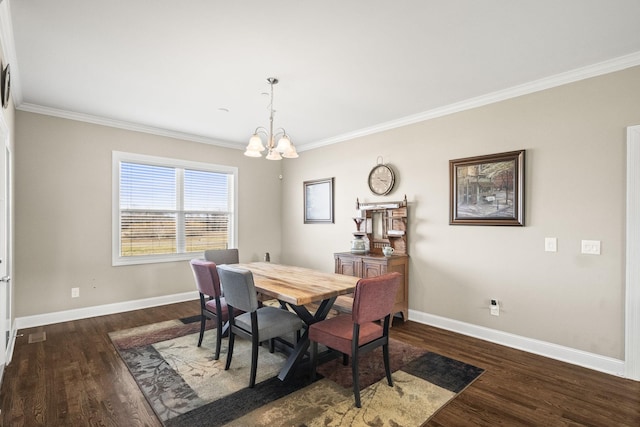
[71,287,79,298]
[490,299,500,316]
[581,240,601,255]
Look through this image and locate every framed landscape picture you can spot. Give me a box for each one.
[449,150,525,226]
[304,177,334,224]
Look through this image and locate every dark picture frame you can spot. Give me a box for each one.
[304,177,334,224]
[450,150,525,226]
[1,62,10,109]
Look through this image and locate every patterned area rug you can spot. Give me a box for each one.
[109,318,484,426]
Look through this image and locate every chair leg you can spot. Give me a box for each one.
[214,317,223,360]
[383,342,393,386]
[225,330,235,370]
[342,353,349,366]
[352,350,361,408]
[249,335,259,388]
[197,315,206,347]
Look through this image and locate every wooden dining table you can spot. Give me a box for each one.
[234,262,359,381]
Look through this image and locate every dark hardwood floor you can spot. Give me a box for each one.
[1,300,638,426]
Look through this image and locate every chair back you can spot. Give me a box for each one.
[216,265,259,313]
[352,272,401,324]
[190,259,222,298]
[204,248,239,265]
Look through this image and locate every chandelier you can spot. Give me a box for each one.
[244,77,298,160]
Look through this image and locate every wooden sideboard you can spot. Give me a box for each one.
[334,252,408,321]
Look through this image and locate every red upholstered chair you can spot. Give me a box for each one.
[309,272,401,408]
[190,259,241,360]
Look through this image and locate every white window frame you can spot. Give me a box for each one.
[112,151,238,266]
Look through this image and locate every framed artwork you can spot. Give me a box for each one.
[304,177,334,224]
[1,62,9,109]
[450,150,525,226]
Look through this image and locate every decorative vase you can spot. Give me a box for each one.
[351,233,367,254]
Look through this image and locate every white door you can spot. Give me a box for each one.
[626,125,640,381]
[0,115,10,368]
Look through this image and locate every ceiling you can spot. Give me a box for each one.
[6,0,640,152]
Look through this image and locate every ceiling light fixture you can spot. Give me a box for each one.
[244,77,298,160]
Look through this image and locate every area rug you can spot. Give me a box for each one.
[109,317,484,426]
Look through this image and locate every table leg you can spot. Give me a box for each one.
[277,296,337,381]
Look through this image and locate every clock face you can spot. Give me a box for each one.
[368,164,395,195]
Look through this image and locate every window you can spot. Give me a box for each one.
[112,151,237,266]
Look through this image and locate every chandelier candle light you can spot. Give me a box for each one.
[244,77,299,160]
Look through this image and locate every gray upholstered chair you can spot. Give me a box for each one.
[206,247,275,306]
[204,248,239,265]
[190,259,243,360]
[217,264,304,388]
[309,272,401,407]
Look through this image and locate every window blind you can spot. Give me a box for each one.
[118,161,232,258]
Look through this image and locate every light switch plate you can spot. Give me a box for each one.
[545,237,557,252]
[581,240,601,255]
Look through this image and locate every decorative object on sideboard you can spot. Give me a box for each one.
[353,195,408,255]
[350,232,367,254]
[368,156,396,196]
[450,150,525,226]
[1,62,10,109]
[244,77,298,160]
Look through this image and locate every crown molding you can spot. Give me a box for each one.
[13,49,640,153]
[300,51,640,152]
[17,103,242,150]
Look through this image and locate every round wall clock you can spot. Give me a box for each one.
[1,63,10,109]
[368,160,395,196]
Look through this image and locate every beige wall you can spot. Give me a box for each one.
[12,66,639,360]
[14,113,282,317]
[282,66,640,359]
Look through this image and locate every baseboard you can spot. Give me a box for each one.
[11,295,626,379]
[0,319,15,386]
[15,291,199,330]
[408,309,626,378]
[6,319,16,364]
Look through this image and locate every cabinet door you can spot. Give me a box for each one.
[336,256,359,277]
[387,263,406,306]
[362,259,386,278]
